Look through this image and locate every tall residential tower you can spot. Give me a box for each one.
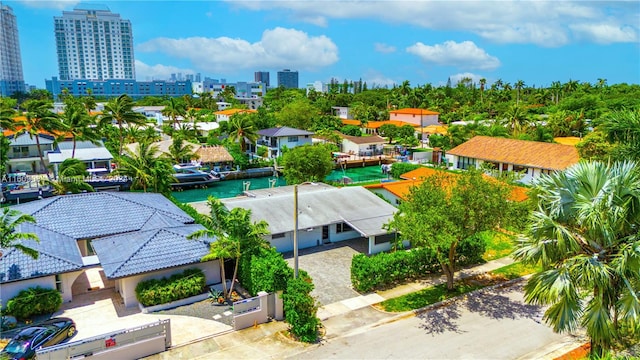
[0,3,25,96]
[54,4,135,81]
[277,69,298,89]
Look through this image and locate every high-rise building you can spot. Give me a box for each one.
[254,71,270,87]
[0,4,25,96]
[277,69,298,89]
[54,4,135,81]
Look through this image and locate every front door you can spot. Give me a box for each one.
[322,225,330,244]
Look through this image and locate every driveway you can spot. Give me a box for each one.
[283,238,367,307]
[53,289,232,347]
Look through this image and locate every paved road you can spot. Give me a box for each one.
[294,282,582,359]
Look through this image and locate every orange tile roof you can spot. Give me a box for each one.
[420,125,448,135]
[340,119,415,129]
[341,119,361,126]
[3,125,72,138]
[390,108,440,116]
[214,109,257,115]
[394,166,529,202]
[553,137,582,146]
[447,136,579,171]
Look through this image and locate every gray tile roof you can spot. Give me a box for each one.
[0,225,83,283]
[92,224,214,278]
[9,133,55,146]
[223,186,397,237]
[3,193,206,284]
[48,141,113,164]
[258,126,314,137]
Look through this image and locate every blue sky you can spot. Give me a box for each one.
[6,0,640,89]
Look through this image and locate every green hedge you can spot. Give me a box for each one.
[351,236,487,293]
[6,287,62,320]
[390,162,422,178]
[283,276,319,343]
[135,268,206,307]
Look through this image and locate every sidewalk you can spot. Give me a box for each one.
[146,256,587,359]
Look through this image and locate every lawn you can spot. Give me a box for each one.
[482,231,517,261]
[378,261,540,312]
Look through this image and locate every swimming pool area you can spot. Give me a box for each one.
[171,165,391,203]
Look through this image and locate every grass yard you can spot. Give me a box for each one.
[482,231,517,261]
[490,262,542,279]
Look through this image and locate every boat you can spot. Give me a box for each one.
[171,165,221,189]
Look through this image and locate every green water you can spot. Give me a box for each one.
[172,165,389,203]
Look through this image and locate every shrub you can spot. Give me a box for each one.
[283,276,319,343]
[135,268,205,307]
[351,235,488,293]
[390,162,422,178]
[5,287,62,320]
[238,247,292,296]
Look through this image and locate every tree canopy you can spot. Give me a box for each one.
[281,144,335,184]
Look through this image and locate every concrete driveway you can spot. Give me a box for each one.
[54,289,232,347]
[283,238,367,307]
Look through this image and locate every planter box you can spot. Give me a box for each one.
[138,292,210,314]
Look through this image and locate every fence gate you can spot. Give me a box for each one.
[36,319,171,360]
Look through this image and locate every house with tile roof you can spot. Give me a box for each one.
[191,184,398,255]
[445,136,580,184]
[339,133,387,157]
[214,108,257,122]
[365,166,529,206]
[340,119,417,136]
[0,192,219,308]
[251,126,314,158]
[389,108,440,127]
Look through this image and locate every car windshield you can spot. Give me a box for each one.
[3,339,29,354]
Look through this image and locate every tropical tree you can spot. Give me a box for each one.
[188,197,269,298]
[227,113,258,153]
[281,144,335,184]
[388,169,512,289]
[513,161,640,356]
[59,98,100,158]
[165,137,198,164]
[600,109,640,161]
[47,158,94,194]
[114,140,175,194]
[162,97,186,129]
[21,100,63,179]
[100,94,147,155]
[0,208,39,259]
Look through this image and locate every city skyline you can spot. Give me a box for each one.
[0,3,25,96]
[5,0,640,90]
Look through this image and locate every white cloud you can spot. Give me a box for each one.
[570,23,638,44]
[374,43,396,54]
[137,27,338,73]
[14,0,79,10]
[135,61,195,81]
[448,72,485,86]
[228,1,639,46]
[406,41,501,71]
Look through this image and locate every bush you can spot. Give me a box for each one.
[351,235,488,292]
[135,268,205,307]
[283,276,319,343]
[390,162,422,178]
[238,247,292,296]
[5,287,62,320]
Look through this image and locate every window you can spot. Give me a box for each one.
[271,233,285,239]
[336,222,353,233]
[55,274,63,292]
[287,136,298,142]
[512,165,528,174]
[457,156,476,170]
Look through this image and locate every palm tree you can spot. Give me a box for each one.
[114,140,164,193]
[513,161,640,357]
[162,97,186,129]
[515,80,525,105]
[600,109,640,161]
[503,104,530,136]
[59,99,100,158]
[227,113,258,153]
[21,100,63,179]
[0,208,39,259]
[100,94,147,155]
[1,102,17,131]
[165,137,198,164]
[47,158,94,194]
[188,197,268,298]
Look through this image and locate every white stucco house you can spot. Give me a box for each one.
[191,184,398,255]
[340,134,386,157]
[252,126,314,159]
[0,192,220,308]
[389,108,440,127]
[445,136,580,184]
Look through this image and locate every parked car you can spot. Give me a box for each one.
[0,317,76,360]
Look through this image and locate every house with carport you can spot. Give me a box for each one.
[0,192,219,308]
[445,136,580,184]
[192,184,398,255]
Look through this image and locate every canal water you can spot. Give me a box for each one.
[171,165,390,203]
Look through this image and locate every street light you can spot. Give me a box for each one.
[293,182,316,278]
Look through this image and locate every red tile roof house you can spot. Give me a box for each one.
[388,108,440,127]
[445,136,580,184]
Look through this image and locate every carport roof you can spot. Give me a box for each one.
[222,186,397,237]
